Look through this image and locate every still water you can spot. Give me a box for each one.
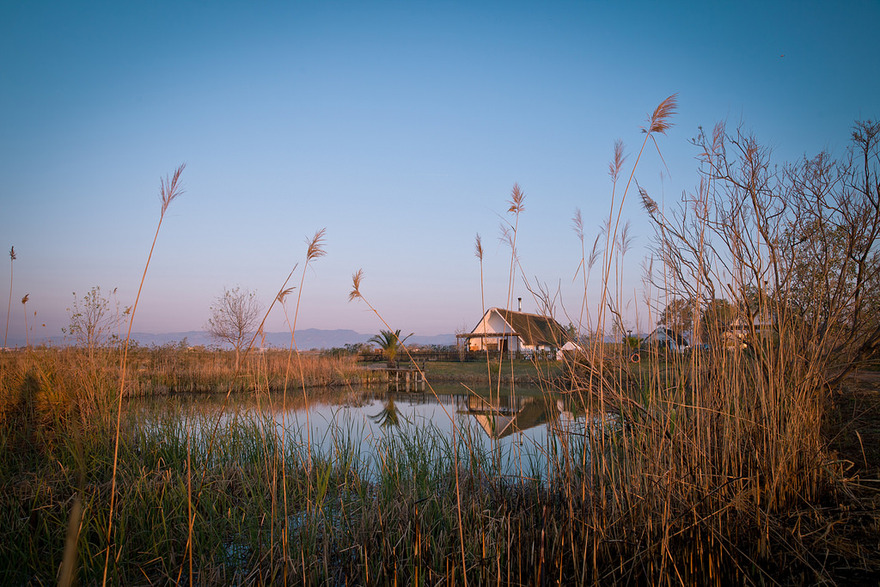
[137,384,591,481]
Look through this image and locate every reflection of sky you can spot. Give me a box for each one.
[140,387,588,482]
[283,394,566,480]
[3,2,878,344]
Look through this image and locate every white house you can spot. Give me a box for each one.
[642,326,689,351]
[556,340,584,361]
[458,307,567,357]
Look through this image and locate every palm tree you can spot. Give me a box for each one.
[368,329,413,367]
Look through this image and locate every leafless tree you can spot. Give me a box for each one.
[206,286,262,370]
[643,119,880,385]
[65,286,126,360]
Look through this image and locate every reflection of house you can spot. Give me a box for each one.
[463,395,556,439]
[642,327,688,350]
[459,307,567,356]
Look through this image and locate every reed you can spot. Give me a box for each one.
[103,164,186,586]
[4,246,14,348]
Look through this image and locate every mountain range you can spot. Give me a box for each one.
[9,329,457,350]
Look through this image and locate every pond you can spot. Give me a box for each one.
[135,383,595,482]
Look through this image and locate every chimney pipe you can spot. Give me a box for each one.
[518,297,522,312]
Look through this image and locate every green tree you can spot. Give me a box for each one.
[701,298,735,347]
[658,297,698,335]
[368,329,413,367]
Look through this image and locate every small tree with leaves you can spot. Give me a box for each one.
[658,297,697,337]
[206,286,262,370]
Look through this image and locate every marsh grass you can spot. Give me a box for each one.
[1,347,877,584]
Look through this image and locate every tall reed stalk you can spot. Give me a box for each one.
[21,294,29,349]
[101,163,185,586]
[4,246,15,348]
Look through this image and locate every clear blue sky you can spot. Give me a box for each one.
[1,1,878,344]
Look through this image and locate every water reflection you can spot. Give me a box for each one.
[369,396,402,429]
[134,384,590,480]
[463,394,558,439]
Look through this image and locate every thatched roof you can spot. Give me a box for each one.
[491,309,567,347]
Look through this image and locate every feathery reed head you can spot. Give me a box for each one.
[160,163,186,216]
[618,220,633,254]
[474,233,483,261]
[306,228,327,262]
[588,233,601,269]
[508,183,525,214]
[9,246,15,261]
[712,121,724,153]
[348,269,364,302]
[643,94,678,135]
[572,209,584,241]
[499,223,515,250]
[638,183,658,215]
[21,294,29,305]
[276,286,296,304]
[609,140,626,183]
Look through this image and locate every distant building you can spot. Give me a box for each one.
[458,307,567,357]
[556,340,584,361]
[642,326,689,351]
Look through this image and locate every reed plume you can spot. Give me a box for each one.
[643,93,678,135]
[508,182,525,214]
[160,164,186,216]
[348,269,364,302]
[609,139,626,183]
[306,227,327,262]
[4,246,15,348]
[21,294,29,348]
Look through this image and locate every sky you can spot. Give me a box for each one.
[1,0,878,345]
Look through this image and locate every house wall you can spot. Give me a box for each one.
[468,310,522,352]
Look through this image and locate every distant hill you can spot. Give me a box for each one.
[123,329,457,350]
[4,329,456,350]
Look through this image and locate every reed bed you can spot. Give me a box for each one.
[0,346,368,400]
[0,346,878,584]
